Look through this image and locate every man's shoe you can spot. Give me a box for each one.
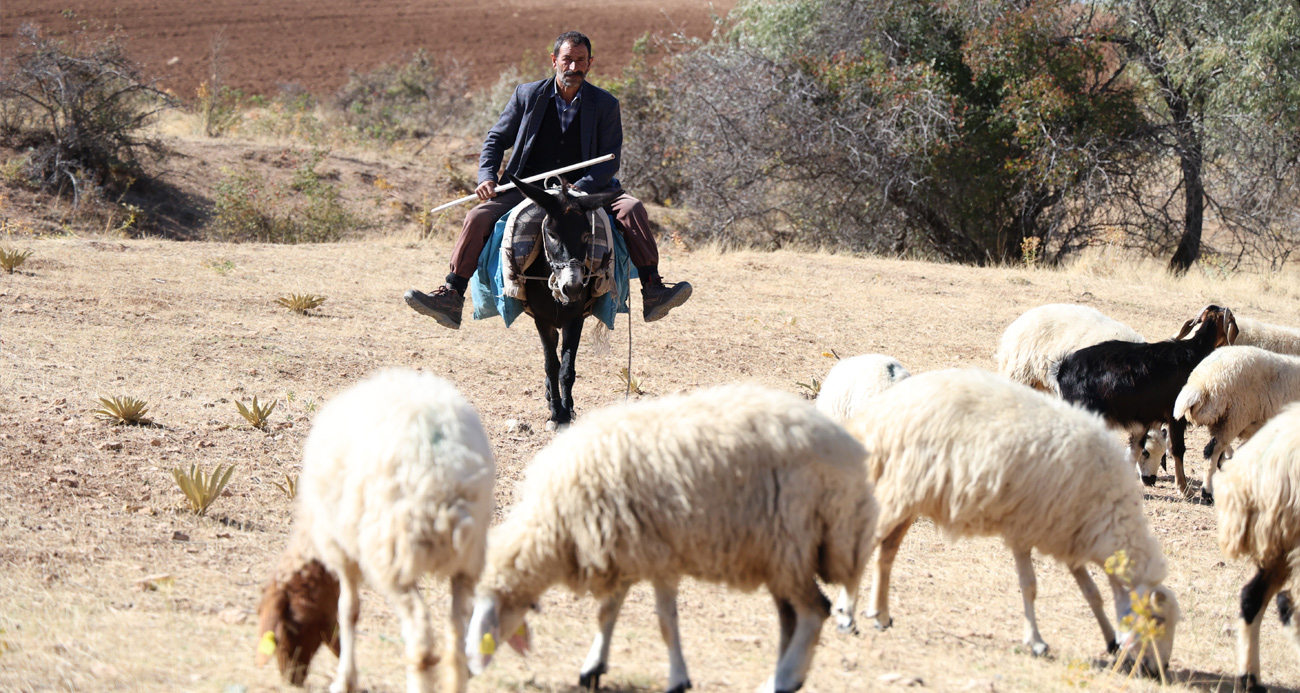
[642,280,692,322]
[404,285,464,329]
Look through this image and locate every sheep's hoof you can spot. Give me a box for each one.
[1141,475,1157,487]
[1201,487,1215,504]
[870,614,892,631]
[1106,640,1119,655]
[578,662,607,691]
[665,679,693,693]
[835,615,859,635]
[1236,673,1265,693]
[1030,641,1050,657]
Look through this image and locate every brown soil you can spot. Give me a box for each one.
[3,218,1300,691]
[1,0,732,99]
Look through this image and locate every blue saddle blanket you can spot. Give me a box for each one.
[470,212,634,329]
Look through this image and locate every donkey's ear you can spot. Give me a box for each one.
[506,173,563,217]
[575,188,623,212]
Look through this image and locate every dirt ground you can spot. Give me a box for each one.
[3,226,1300,692]
[0,0,733,98]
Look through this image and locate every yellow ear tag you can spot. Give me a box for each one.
[514,624,527,637]
[258,631,277,656]
[479,633,496,655]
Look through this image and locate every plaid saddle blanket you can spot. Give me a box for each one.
[500,189,617,300]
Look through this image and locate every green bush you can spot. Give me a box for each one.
[208,148,360,243]
[335,49,471,143]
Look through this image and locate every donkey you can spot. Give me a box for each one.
[507,173,622,430]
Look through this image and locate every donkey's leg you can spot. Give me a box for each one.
[533,321,564,427]
[557,319,584,425]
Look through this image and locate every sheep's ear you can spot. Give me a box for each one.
[507,620,532,655]
[1225,308,1239,345]
[255,584,289,668]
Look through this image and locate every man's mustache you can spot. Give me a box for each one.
[564,70,585,79]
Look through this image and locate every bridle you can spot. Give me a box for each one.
[518,211,599,295]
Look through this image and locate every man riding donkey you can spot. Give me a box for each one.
[405,30,692,328]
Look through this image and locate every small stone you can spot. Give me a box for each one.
[97,441,123,451]
[218,608,248,625]
[172,531,190,542]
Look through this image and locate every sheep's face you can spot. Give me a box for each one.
[1137,428,1168,480]
[255,560,340,685]
[1117,584,1179,678]
[465,595,532,676]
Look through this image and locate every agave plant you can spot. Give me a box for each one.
[272,473,297,500]
[275,293,326,314]
[94,395,151,425]
[236,395,276,429]
[172,463,236,516]
[0,246,32,274]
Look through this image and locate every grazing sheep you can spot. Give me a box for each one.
[994,303,1167,481]
[1055,304,1239,496]
[255,526,340,685]
[464,384,877,693]
[846,368,1180,675]
[1181,314,1300,356]
[261,369,495,693]
[815,353,911,424]
[996,303,1145,391]
[1214,403,1300,693]
[1174,346,1300,501]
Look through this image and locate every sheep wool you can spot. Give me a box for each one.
[847,368,1179,674]
[299,369,495,693]
[466,383,876,693]
[1214,403,1300,693]
[995,303,1144,392]
[1233,316,1300,356]
[1174,346,1300,499]
[815,353,911,424]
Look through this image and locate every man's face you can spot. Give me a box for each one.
[552,41,591,91]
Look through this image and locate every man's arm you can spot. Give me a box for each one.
[573,96,622,193]
[478,85,528,189]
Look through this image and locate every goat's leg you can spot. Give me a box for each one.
[442,573,474,693]
[1237,563,1291,693]
[765,588,830,693]
[1277,590,1300,660]
[533,322,564,429]
[578,585,628,691]
[867,519,912,630]
[330,562,362,693]
[653,580,691,693]
[1014,549,1048,656]
[1071,565,1117,654]
[557,319,584,425]
[1168,416,1191,497]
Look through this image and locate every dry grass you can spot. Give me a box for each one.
[3,237,1300,692]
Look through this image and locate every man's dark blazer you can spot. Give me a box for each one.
[477,77,622,194]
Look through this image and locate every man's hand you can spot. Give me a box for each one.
[475,180,497,201]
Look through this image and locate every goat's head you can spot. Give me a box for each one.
[1174,305,1238,347]
[505,173,621,305]
[255,558,340,685]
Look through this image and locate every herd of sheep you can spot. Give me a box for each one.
[252,302,1300,693]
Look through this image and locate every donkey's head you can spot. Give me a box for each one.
[506,173,621,305]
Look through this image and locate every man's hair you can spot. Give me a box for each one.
[552,31,592,57]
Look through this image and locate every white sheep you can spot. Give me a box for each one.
[815,353,911,424]
[1223,315,1300,356]
[1214,403,1300,693]
[845,368,1180,674]
[294,369,495,693]
[1173,346,1300,500]
[464,384,877,693]
[995,303,1167,481]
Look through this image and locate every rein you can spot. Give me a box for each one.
[517,211,600,287]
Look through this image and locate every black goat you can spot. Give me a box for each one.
[1055,305,1239,497]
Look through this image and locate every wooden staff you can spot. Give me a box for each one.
[429,154,617,214]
